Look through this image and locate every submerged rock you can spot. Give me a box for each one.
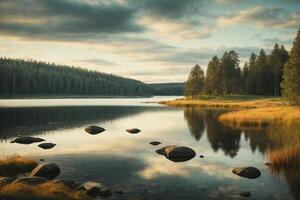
[199,155,204,158]
[10,136,45,144]
[149,141,161,146]
[126,128,141,134]
[156,145,196,162]
[13,177,48,186]
[84,126,105,135]
[232,167,261,179]
[38,143,56,150]
[31,163,60,180]
[77,181,111,197]
[0,177,15,187]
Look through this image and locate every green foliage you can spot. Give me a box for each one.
[205,56,221,95]
[148,83,184,95]
[185,64,205,97]
[282,29,300,105]
[0,58,152,96]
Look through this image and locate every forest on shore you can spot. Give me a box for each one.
[185,29,300,105]
[0,58,152,97]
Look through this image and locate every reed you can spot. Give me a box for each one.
[0,182,89,200]
[0,155,38,176]
[218,107,300,128]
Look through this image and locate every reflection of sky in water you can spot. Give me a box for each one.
[0,98,296,199]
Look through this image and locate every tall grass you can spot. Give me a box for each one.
[160,96,286,109]
[0,156,38,176]
[218,107,300,128]
[0,182,89,200]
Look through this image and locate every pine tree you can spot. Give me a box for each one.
[185,64,205,98]
[205,56,221,95]
[281,29,300,105]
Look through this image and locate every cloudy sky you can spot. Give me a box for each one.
[0,0,299,83]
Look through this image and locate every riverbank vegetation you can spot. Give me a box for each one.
[0,182,89,200]
[0,156,38,177]
[218,107,300,127]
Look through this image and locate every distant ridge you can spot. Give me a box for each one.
[0,58,152,97]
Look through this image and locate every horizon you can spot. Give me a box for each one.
[0,0,299,83]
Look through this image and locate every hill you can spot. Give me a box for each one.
[0,58,152,97]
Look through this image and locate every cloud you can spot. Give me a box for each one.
[0,0,143,40]
[136,0,203,20]
[215,0,247,4]
[217,6,300,29]
[74,58,118,66]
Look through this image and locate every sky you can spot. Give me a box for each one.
[0,0,299,83]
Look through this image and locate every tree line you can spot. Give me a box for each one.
[149,83,184,96]
[0,58,152,96]
[185,28,300,105]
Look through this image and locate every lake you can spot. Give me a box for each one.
[0,97,298,200]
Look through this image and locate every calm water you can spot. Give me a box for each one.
[0,97,298,200]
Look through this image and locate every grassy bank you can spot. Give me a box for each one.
[0,156,90,200]
[219,106,300,128]
[0,182,89,200]
[0,156,38,176]
[160,95,287,109]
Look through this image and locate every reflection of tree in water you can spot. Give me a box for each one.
[205,110,241,158]
[243,129,274,154]
[0,106,164,140]
[183,108,205,141]
[184,108,242,158]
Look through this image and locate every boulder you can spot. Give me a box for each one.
[126,128,141,134]
[38,143,56,150]
[13,177,48,186]
[10,136,45,144]
[156,145,196,162]
[149,141,161,146]
[77,181,111,197]
[84,126,105,135]
[199,155,204,158]
[232,167,261,179]
[0,177,15,187]
[52,179,81,190]
[31,163,60,180]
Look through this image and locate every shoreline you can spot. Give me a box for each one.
[160,96,300,128]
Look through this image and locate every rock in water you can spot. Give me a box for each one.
[84,126,105,135]
[13,177,48,186]
[149,141,161,146]
[38,143,56,149]
[126,128,141,134]
[77,182,111,197]
[232,167,261,179]
[156,145,196,162]
[31,163,60,180]
[10,136,45,144]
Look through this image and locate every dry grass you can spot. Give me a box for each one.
[218,107,300,128]
[0,156,38,177]
[160,96,286,109]
[0,182,89,200]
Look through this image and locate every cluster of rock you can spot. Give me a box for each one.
[0,162,114,198]
[84,125,141,135]
[10,136,56,150]
[8,125,263,198]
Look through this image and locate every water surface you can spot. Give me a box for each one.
[0,97,298,200]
